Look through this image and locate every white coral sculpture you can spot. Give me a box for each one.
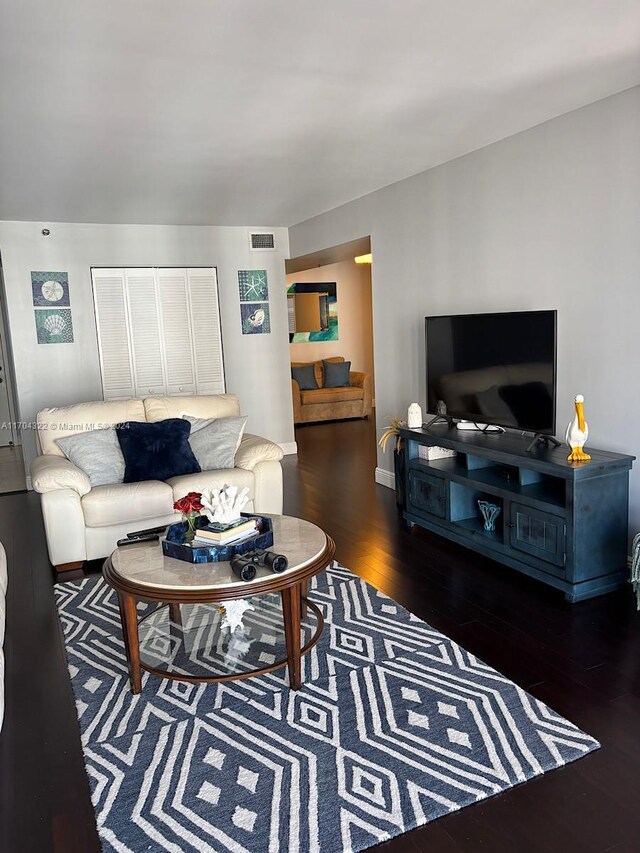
[201,484,250,524]
[219,599,254,633]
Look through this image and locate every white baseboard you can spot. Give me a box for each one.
[375,466,395,490]
[279,441,298,455]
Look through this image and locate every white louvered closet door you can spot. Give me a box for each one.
[124,268,165,397]
[187,268,225,394]
[92,269,136,399]
[156,268,197,396]
[93,267,225,401]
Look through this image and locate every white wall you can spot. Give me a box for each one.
[287,261,375,385]
[0,221,295,473]
[289,87,640,532]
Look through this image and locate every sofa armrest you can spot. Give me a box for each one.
[234,433,284,472]
[350,371,373,416]
[291,379,302,423]
[30,454,91,497]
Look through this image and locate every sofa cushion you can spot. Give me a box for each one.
[323,359,351,388]
[291,356,344,389]
[144,394,241,423]
[300,386,364,405]
[116,419,201,483]
[81,480,174,527]
[56,428,126,487]
[167,468,255,504]
[184,415,247,470]
[291,364,318,390]
[37,398,146,457]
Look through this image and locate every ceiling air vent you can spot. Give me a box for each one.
[249,231,276,251]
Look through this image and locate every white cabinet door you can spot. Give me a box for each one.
[92,269,136,399]
[124,268,166,397]
[187,268,225,394]
[156,269,196,396]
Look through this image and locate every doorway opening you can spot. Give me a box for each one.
[285,236,376,461]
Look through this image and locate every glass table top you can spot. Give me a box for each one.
[138,594,321,679]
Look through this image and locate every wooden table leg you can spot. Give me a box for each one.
[117,593,131,660]
[281,583,302,690]
[169,603,182,626]
[120,593,142,694]
[300,579,309,620]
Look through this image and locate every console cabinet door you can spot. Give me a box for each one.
[408,470,446,519]
[508,502,566,570]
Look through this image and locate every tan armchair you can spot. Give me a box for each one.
[291,356,373,424]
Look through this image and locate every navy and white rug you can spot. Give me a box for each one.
[55,563,599,852]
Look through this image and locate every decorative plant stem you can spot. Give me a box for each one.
[184,511,199,544]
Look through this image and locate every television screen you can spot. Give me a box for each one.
[425,310,557,434]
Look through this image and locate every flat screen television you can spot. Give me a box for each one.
[425,310,557,435]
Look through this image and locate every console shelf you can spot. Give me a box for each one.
[399,424,635,602]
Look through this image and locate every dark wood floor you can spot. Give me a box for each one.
[2,416,640,852]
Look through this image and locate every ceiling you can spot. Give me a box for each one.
[1,0,639,228]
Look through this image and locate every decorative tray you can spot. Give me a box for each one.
[161,515,274,564]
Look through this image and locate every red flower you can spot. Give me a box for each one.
[174,492,203,513]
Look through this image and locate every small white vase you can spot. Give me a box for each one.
[407,402,422,429]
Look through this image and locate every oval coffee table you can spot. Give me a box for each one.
[103,515,335,694]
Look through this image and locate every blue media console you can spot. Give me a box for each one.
[399,424,635,602]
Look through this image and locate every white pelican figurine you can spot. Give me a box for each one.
[566,394,591,463]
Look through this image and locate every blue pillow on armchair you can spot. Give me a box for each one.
[116,419,201,483]
[291,364,318,390]
[323,359,351,388]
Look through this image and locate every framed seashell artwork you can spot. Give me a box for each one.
[31,270,70,307]
[34,308,74,344]
[240,301,271,335]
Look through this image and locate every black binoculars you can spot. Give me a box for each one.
[230,549,289,582]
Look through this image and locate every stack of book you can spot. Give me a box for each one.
[418,445,457,461]
[192,516,259,547]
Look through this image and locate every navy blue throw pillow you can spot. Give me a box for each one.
[291,364,318,390]
[323,360,351,388]
[116,419,201,483]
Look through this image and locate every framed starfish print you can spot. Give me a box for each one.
[238,270,269,302]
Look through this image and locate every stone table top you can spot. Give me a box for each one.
[106,514,328,592]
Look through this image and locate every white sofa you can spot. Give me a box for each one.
[0,542,7,733]
[30,395,284,574]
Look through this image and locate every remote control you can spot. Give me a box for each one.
[127,525,168,539]
[117,533,160,547]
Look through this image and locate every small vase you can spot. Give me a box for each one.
[184,511,199,544]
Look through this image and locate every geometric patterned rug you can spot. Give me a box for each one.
[54,563,599,853]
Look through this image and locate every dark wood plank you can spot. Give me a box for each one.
[0,416,638,852]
